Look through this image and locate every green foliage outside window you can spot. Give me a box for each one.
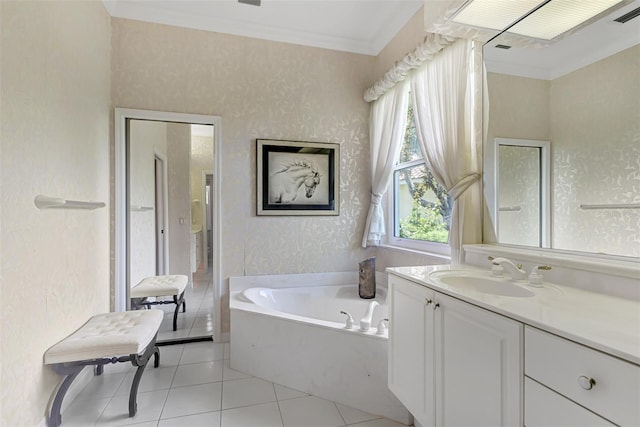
[397,101,452,244]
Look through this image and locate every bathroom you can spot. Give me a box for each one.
[1,0,638,426]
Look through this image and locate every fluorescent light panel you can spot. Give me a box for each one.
[451,0,545,30]
[509,0,624,39]
[452,0,625,40]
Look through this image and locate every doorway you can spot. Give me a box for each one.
[115,108,222,343]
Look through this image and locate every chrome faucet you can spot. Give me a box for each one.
[359,300,380,332]
[488,256,527,281]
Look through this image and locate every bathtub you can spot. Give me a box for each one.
[229,272,411,425]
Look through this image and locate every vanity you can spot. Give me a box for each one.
[387,252,640,427]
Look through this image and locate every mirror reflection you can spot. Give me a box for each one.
[483,0,640,258]
[128,119,215,341]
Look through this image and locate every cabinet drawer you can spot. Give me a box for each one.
[525,327,640,426]
[525,377,614,426]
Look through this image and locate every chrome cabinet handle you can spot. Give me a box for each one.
[578,375,596,390]
[425,299,433,306]
[433,302,440,310]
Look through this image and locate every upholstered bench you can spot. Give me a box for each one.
[130,274,188,331]
[44,310,163,427]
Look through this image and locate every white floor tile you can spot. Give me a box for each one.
[278,396,345,427]
[222,359,252,381]
[171,361,224,387]
[77,372,127,400]
[221,377,277,410]
[273,384,308,401]
[161,382,222,419]
[179,341,225,364]
[221,402,283,427]
[158,411,221,427]
[96,389,169,426]
[347,418,408,427]
[115,366,177,396]
[61,396,111,427]
[156,345,184,367]
[189,326,215,337]
[335,403,381,425]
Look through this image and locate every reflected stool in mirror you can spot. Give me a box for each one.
[130,275,188,331]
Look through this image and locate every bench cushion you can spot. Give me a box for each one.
[44,310,163,365]
[130,275,188,299]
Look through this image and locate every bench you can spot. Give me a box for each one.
[130,275,188,331]
[44,310,163,427]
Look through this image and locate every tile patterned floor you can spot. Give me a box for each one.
[61,341,408,427]
[156,266,215,342]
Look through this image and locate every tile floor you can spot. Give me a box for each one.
[61,341,407,427]
[156,265,215,342]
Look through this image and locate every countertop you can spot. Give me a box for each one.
[387,264,640,366]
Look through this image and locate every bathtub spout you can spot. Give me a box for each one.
[359,300,380,332]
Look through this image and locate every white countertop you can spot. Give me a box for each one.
[387,264,640,366]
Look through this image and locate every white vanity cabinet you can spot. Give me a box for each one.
[524,327,640,426]
[388,274,522,427]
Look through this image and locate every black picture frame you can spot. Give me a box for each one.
[256,139,340,216]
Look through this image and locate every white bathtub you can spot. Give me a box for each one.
[229,272,411,425]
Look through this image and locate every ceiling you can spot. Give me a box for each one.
[103,0,424,56]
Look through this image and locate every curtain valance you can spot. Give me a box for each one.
[363,33,457,103]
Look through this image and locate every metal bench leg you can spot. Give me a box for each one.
[128,334,159,417]
[47,364,84,427]
[172,292,186,331]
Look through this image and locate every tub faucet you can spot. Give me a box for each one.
[359,301,380,332]
[489,257,527,281]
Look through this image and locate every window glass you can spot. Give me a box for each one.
[391,100,452,247]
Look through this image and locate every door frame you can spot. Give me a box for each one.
[115,108,223,341]
[154,152,169,275]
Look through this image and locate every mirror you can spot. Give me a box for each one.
[483,0,640,258]
[494,138,550,248]
[115,109,222,343]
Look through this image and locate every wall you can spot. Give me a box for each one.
[129,120,167,285]
[483,73,550,244]
[111,19,378,334]
[0,1,111,425]
[485,45,639,257]
[167,123,192,280]
[191,132,215,268]
[550,45,640,257]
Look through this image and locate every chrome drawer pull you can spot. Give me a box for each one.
[578,375,596,390]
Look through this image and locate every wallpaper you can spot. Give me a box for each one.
[498,145,540,247]
[110,19,379,334]
[486,45,639,258]
[129,120,167,286]
[550,45,640,257]
[0,1,111,425]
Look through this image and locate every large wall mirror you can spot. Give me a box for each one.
[483,0,640,258]
[115,109,223,343]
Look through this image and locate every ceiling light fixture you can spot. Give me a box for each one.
[451,0,626,40]
[238,0,261,6]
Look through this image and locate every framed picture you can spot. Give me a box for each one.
[257,139,340,216]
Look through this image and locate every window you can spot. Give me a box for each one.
[387,97,452,254]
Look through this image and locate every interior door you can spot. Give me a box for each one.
[154,155,166,275]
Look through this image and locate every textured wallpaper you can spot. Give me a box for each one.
[111,19,377,333]
[0,1,111,425]
[498,145,540,247]
[550,45,640,257]
[486,44,640,257]
[129,120,167,286]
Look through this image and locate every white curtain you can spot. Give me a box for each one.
[361,80,410,248]
[410,38,484,263]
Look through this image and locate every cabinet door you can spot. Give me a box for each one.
[434,293,522,427]
[388,276,435,426]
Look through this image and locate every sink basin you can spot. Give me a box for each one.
[430,271,535,298]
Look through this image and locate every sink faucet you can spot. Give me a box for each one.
[488,257,527,281]
[359,300,380,332]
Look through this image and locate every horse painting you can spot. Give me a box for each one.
[269,159,321,204]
